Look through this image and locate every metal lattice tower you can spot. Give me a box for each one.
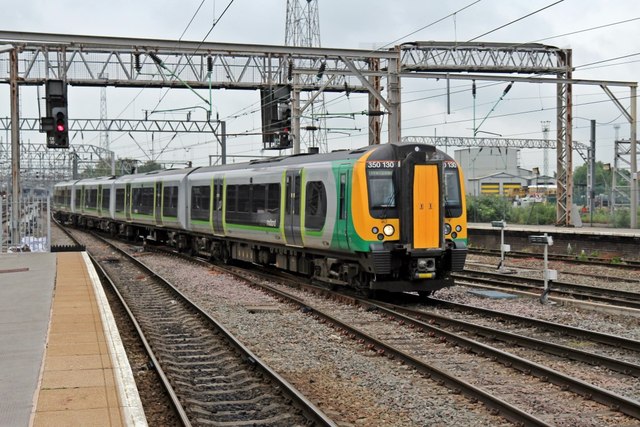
[541,121,550,178]
[285,0,328,153]
[99,86,109,152]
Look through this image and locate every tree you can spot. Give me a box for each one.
[572,162,612,206]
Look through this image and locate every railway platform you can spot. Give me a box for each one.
[0,251,146,427]
[468,222,640,260]
[469,222,640,237]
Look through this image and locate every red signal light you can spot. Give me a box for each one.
[55,111,66,132]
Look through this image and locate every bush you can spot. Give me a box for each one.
[508,203,556,225]
[613,209,630,228]
[466,195,640,227]
[466,195,510,223]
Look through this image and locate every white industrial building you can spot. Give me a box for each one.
[455,147,555,197]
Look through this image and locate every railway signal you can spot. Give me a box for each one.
[41,80,69,149]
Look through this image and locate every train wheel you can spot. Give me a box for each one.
[351,272,372,295]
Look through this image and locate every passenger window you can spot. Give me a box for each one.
[305,181,327,231]
[190,185,210,220]
[252,184,266,213]
[267,184,280,212]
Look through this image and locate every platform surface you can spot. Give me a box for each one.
[0,253,56,427]
[469,222,640,238]
[0,252,146,427]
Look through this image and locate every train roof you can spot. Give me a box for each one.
[191,145,377,175]
[53,143,458,187]
[113,167,198,183]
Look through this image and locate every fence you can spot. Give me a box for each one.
[0,196,51,253]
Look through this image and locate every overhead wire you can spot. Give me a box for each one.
[467,0,565,42]
[114,1,637,162]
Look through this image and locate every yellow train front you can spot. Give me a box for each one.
[345,143,467,296]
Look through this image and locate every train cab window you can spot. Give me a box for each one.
[132,187,154,215]
[162,185,178,218]
[444,168,463,218]
[305,181,327,231]
[115,188,125,212]
[367,168,398,218]
[101,188,110,210]
[191,185,210,220]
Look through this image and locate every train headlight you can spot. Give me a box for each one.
[455,225,462,232]
[444,223,452,235]
[383,224,395,236]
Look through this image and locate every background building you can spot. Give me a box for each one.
[456,147,555,198]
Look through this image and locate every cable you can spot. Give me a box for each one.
[219,0,484,130]
[148,0,237,117]
[531,16,640,44]
[372,0,483,50]
[467,0,565,42]
[112,0,210,121]
[574,51,640,70]
[179,0,207,41]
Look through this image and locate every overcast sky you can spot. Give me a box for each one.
[1,0,639,171]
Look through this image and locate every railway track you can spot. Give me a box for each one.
[465,260,640,285]
[469,247,640,269]
[55,221,640,426]
[219,265,640,425]
[64,228,335,426]
[454,268,640,311]
[427,297,640,359]
[378,298,640,377]
[135,245,640,426]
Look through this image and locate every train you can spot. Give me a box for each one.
[53,142,467,295]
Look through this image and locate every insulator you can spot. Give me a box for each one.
[207,56,213,73]
[149,52,162,65]
[287,60,293,81]
[134,53,141,72]
[316,61,326,79]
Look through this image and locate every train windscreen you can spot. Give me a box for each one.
[367,165,398,219]
[444,165,462,218]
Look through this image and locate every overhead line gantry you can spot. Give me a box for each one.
[0,32,636,227]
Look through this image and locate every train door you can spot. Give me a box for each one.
[284,169,302,246]
[212,177,224,235]
[125,183,132,221]
[412,164,442,250]
[155,181,163,225]
[335,165,351,250]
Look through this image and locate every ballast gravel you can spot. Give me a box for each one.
[131,252,510,427]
